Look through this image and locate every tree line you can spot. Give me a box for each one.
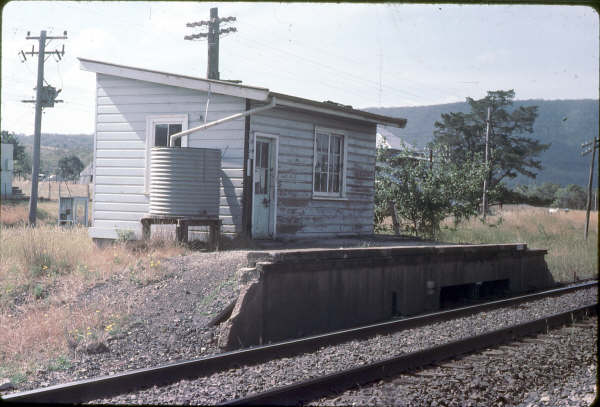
[1,130,84,181]
[375,89,592,239]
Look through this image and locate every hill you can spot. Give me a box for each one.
[15,133,93,176]
[367,99,599,187]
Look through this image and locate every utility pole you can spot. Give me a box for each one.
[184,7,237,80]
[481,106,491,221]
[20,30,67,226]
[581,137,599,240]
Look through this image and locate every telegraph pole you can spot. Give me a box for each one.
[581,137,599,240]
[482,106,491,221]
[20,30,67,226]
[184,8,237,80]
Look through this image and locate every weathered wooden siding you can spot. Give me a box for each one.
[90,73,244,239]
[250,106,377,238]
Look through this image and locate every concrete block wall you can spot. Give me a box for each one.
[219,244,553,350]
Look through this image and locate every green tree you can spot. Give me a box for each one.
[1,130,32,178]
[57,155,84,181]
[553,184,587,209]
[375,144,486,239]
[433,90,550,205]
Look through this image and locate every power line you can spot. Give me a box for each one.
[19,29,68,226]
[185,7,237,79]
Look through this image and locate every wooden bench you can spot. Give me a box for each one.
[141,216,222,250]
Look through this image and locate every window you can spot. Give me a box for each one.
[313,128,346,197]
[145,115,188,193]
[154,123,183,147]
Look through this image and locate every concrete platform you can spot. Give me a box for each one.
[218,242,554,350]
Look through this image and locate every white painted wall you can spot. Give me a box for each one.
[90,74,245,239]
[250,106,377,238]
[1,143,14,198]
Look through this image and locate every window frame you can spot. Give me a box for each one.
[145,114,188,194]
[312,126,348,199]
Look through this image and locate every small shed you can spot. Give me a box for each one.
[78,162,93,184]
[1,143,14,198]
[79,58,407,241]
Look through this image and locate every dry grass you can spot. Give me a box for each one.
[13,179,92,201]
[0,200,58,227]
[439,205,598,283]
[0,201,188,381]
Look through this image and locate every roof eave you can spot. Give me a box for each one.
[271,92,407,128]
[78,57,271,102]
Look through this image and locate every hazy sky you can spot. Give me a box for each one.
[1,1,598,135]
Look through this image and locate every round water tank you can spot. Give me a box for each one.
[149,147,221,217]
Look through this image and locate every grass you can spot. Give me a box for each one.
[12,179,92,202]
[0,200,188,382]
[439,205,598,283]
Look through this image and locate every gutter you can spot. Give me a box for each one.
[169,97,277,146]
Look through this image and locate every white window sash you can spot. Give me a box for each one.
[145,114,188,194]
[313,127,346,198]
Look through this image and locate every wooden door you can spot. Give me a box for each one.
[252,137,276,238]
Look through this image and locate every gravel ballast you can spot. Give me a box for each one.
[7,251,248,393]
[91,287,597,405]
[314,316,597,407]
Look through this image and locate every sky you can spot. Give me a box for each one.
[1,1,598,135]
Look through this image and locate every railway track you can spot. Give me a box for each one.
[310,315,597,406]
[3,280,596,404]
[223,304,596,405]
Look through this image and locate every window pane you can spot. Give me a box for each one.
[168,124,182,147]
[314,170,321,192]
[331,135,341,154]
[317,133,329,153]
[320,153,329,172]
[331,174,340,193]
[261,142,269,168]
[155,124,168,146]
[320,173,328,192]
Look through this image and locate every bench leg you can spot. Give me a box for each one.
[209,223,220,251]
[176,221,189,243]
[142,221,151,240]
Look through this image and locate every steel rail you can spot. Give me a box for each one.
[3,280,596,404]
[221,303,598,406]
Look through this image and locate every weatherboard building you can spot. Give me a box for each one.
[79,58,406,242]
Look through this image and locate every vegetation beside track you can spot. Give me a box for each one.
[0,200,187,385]
[439,205,598,283]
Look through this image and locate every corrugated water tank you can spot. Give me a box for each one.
[149,147,221,217]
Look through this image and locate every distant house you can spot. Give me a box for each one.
[79,58,406,241]
[377,126,428,162]
[1,143,14,198]
[78,162,93,184]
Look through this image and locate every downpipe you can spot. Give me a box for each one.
[169,96,277,147]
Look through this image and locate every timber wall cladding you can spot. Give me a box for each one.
[93,73,245,237]
[251,107,378,237]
